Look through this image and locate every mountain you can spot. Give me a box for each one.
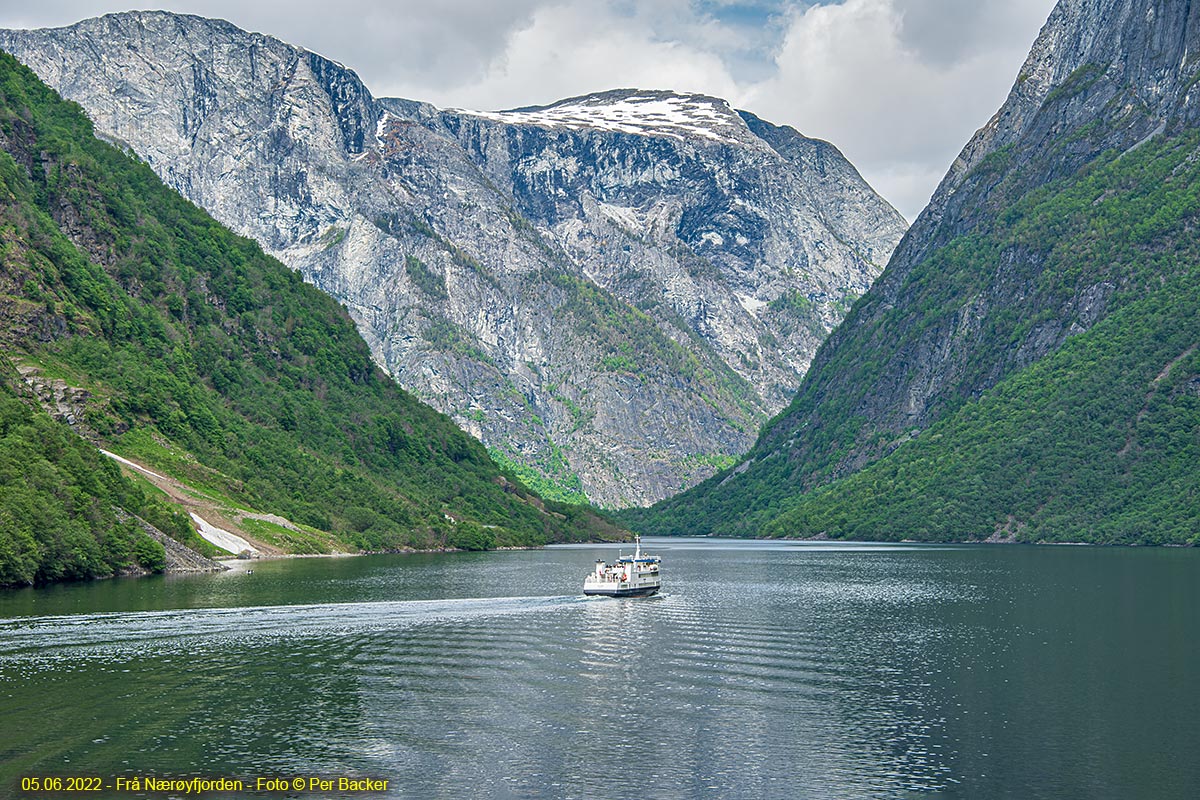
[628,0,1200,544]
[0,11,907,507]
[0,50,622,586]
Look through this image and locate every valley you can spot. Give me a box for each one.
[0,13,907,506]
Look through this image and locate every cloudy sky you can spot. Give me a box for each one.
[0,0,1057,220]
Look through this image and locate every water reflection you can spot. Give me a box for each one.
[0,540,1197,798]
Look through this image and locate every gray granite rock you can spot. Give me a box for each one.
[0,11,907,506]
[746,0,1200,484]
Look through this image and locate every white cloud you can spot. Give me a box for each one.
[743,0,1055,219]
[0,1,546,89]
[396,1,742,112]
[0,0,1057,220]
[400,0,1055,219]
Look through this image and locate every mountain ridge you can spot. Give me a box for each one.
[626,0,1200,543]
[0,49,620,585]
[0,10,908,507]
[457,88,761,146]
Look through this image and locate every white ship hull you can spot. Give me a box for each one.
[583,579,661,598]
[583,536,661,597]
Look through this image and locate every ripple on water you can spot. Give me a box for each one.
[0,595,588,665]
[5,542,1195,798]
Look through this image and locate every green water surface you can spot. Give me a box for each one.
[0,540,1196,798]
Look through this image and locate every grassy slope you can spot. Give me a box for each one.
[0,52,622,585]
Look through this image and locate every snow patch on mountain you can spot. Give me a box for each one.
[0,12,909,508]
[375,111,392,143]
[737,294,768,315]
[457,90,750,145]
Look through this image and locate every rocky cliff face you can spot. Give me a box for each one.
[0,11,906,507]
[633,0,1200,534]
[756,0,1200,464]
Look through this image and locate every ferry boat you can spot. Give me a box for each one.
[583,536,661,597]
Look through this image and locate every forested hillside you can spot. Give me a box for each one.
[625,0,1200,545]
[0,12,907,507]
[0,52,620,585]
[762,133,1200,544]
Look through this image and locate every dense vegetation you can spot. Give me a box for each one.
[625,130,1200,544]
[0,53,621,585]
[763,266,1200,544]
[0,367,204,584]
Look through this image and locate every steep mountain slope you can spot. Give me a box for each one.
[630,0,1200,543]
[0,11,907,507]
[0,367,205,586]
[0,51,619,585]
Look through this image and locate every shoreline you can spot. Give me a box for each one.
[780,534,1196,548]
[211,543,552,565]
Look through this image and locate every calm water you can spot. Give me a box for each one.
[0,539,1197,799]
